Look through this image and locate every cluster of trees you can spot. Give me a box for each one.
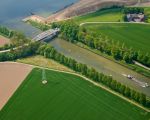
[137,53,150,67]
[0,26,14,38]
[10,32,31,46]
[52,21,150,67]
[0,38,149,108]
[123,7,144,14]
[0,26,31,50]
[27,20,50,31]
[0,42,41,61]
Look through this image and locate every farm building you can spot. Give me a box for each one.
[126,13,145,22]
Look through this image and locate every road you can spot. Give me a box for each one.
[134,61,150,71]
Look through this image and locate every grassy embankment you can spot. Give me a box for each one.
[74,8,124,24]
[26,20,51,31]
[0,68,149,120]
[17,55,73,72]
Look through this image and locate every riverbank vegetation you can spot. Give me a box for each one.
[0,26,31,51]
[0,39,150,108]
[26,20,50,31]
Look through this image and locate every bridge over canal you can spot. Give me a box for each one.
[33,28,60,41]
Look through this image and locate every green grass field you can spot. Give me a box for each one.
[74,8,124,24]
[84,23,150,54]
[0,68,149,120]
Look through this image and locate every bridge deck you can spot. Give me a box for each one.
[33,28,60,41]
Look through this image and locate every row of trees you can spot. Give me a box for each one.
[0,39,149,108]
[123,7,144,14]
[52,21,150,67]
[0,42,41,61]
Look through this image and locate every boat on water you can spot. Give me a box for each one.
[122,74,149,88]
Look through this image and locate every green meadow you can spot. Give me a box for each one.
[74,8,124,24]
[0,68,149,120]
[84,23,150,54]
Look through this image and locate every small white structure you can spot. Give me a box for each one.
[42,80,48,84]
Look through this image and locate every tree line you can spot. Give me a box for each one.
[51,21,150,68]
[123,7,144,14]
[0,42,41,61]
[0,40,150,108]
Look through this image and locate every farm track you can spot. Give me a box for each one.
[80,21,150,26]
[3,61,150,112]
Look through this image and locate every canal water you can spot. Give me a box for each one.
[50,39,150,96]
[0,0,78,37]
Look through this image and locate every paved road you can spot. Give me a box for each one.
[134,61,150,71]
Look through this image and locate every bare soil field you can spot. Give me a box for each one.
[0,35,9,46]
[0,62,32,110]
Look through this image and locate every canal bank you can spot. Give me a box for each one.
[49,38,150,96]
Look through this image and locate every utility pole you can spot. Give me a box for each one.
[42,61,48,85]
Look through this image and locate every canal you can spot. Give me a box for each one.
[50,38,150,96]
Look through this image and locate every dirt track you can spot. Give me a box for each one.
[0,36,9,46]
[0,62,32,110]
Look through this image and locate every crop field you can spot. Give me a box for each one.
[0,62,32,110]
[74,8,124,24]
[0,68,149,120]
[84,23,150,54]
